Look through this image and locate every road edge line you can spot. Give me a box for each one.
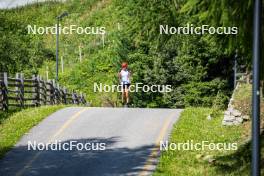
[138,111,177,176]
[15,107,88,176]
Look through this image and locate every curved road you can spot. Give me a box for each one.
[0,107,182,176]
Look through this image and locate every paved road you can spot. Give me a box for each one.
[0,107,182,176]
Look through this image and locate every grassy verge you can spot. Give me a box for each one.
[233,83,264,133]
[0,105,65,158]
[154,108,247,175]
[154,83,264,175]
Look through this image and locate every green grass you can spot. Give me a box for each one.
[155,83,264,175]
[233,84,252,116]
[154,107,249,176]
[0,105,65,158]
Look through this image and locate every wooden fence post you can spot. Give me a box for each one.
[39,76,42,105]
[36,75,40,106]
[53,80,58,104]
[80,93,84,104]
[75,91,79,105]
[0,74,2,110]
[32,75,35,106]
[42,77,47,105]
[0,72,87,110]
[33,75,40,106]
[83,93,87,105]
[51,79,56,105]
[63,87,67,104]
[47,80,52,105]
[19,73,24,108]
[56,83,60,104]
[15,73,19,106]
[3,72,8,110]
[72,90,75,104]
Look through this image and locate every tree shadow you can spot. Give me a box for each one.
[0,108,20,124]
[214,131,264,175]
[0,137,156,176]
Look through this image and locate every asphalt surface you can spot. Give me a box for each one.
[0,107,182,176]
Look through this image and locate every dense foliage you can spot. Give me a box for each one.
[0,0,99,76]
[0,0,261,108]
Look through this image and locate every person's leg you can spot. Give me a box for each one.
[125,88,129,104]
[122,85,125,104]
[122,91,125,104]
[125,84,130,104]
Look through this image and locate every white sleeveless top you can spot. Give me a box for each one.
[120,70,130,84]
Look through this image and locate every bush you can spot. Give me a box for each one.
[183,79,229,108]
[212,91,229,110]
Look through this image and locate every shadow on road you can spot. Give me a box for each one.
[0,137,156,176]
[214,131,264,175]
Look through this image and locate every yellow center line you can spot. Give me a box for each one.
[138,111,176,176]
[51,108,88,140]
[15,107,89,176]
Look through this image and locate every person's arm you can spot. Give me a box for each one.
[118,71,121,83]
[128,70,132,78]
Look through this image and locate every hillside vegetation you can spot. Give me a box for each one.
[0,0,259,107]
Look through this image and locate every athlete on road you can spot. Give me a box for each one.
[118,62,131,107]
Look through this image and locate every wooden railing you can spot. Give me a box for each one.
[0,72,87,111]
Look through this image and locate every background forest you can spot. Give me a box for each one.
[0,0,262,107]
